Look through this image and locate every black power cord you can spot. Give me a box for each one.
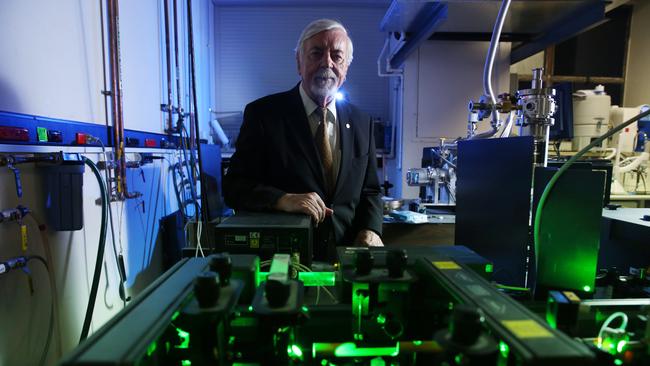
[79,157,109,343]
[0,255,53,366]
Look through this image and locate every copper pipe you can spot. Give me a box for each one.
[107,0,127,197]
[163,0,173,133]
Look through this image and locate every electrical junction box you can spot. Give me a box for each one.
[43,154,85,231]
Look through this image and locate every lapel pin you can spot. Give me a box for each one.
[345,123,350,129]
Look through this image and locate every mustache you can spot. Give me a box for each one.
[313,68,338,82]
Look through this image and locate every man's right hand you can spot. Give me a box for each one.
[274,192,333,224]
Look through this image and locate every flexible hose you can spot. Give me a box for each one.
[27,255,54,366]
[533,108,650,267]
[499,111,515,138]
[29,214,63,358]
[79,157,109,343]
[617,152,649,174]
[99,142,127,305]
[187,0,212,247]
[483,0,511,127]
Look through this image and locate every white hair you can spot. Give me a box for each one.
[295,18,354,66]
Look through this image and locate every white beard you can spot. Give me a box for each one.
[310,68,339,104]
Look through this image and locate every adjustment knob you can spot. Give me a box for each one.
[450,304,484,345]
[194,271,221,308]
[265,277,291,308]
[355,250,374,275]
[208,253,232,286]
[386,249,408,278]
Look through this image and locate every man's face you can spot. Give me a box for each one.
[297,28,350,106]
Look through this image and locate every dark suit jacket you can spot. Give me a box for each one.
[223,84,383,245]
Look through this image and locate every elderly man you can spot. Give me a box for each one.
[223,19,383,260]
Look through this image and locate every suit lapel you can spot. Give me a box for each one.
[334,101,353,199]
[285,85,327,192]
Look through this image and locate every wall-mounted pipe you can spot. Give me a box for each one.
[163,0,174,133]
[107,0,128,198]
[480,0,512,138]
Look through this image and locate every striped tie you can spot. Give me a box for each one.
[315,106,334,197]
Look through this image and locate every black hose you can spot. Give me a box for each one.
[24,255,53,366]
[186,0,211,237]
[79,157,109,343]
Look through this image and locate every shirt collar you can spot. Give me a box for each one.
[299,82,337,120]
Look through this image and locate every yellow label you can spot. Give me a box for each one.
[563,291,581,303]
[433,261,460,270]
[21,225,28,251]
[249,238,259,248]
[502,320,553,339]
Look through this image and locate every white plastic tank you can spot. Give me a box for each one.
[572,85,611,151]
[610,106,639,154]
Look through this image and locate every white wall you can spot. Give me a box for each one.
[0,0,213,136]
[0,1,212,364]
[510,51,544,75]
[624,0,650,107]
[0,1,104,124]
[386,41,511,199]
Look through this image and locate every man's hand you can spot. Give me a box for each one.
[274,192,333,224]
[354,230,383,247]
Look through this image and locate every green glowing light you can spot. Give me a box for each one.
[37,127,48,142]
[413,340,423,346]
[485,264,494,273]
[370,357,386,366]
[583,285,592,292]
[333,342,399,357]
[614,359,623,365]
[171,311,180,321]
[600,338,614,352]
[321,360,328,366]
[499,341,510,359]
[257,271,336,286]
[616,340,626,353]
[146,341,157,357]
[231,316,257,327]
[301,305,309,313]
[257,272,268,284]
[287,344,304,360]
[175,328,190,349]
[181,360,191,366]
[298,272,336,286]
[248,305,253,312]
[376,314,387,325]
[292,345,303,357]
[254,257,261,288]
[454,354,463,364]
[546,311,557,329]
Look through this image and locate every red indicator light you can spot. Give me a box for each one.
[76,133,87,145]
[144,138,157,147]
[0,126,29,142]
